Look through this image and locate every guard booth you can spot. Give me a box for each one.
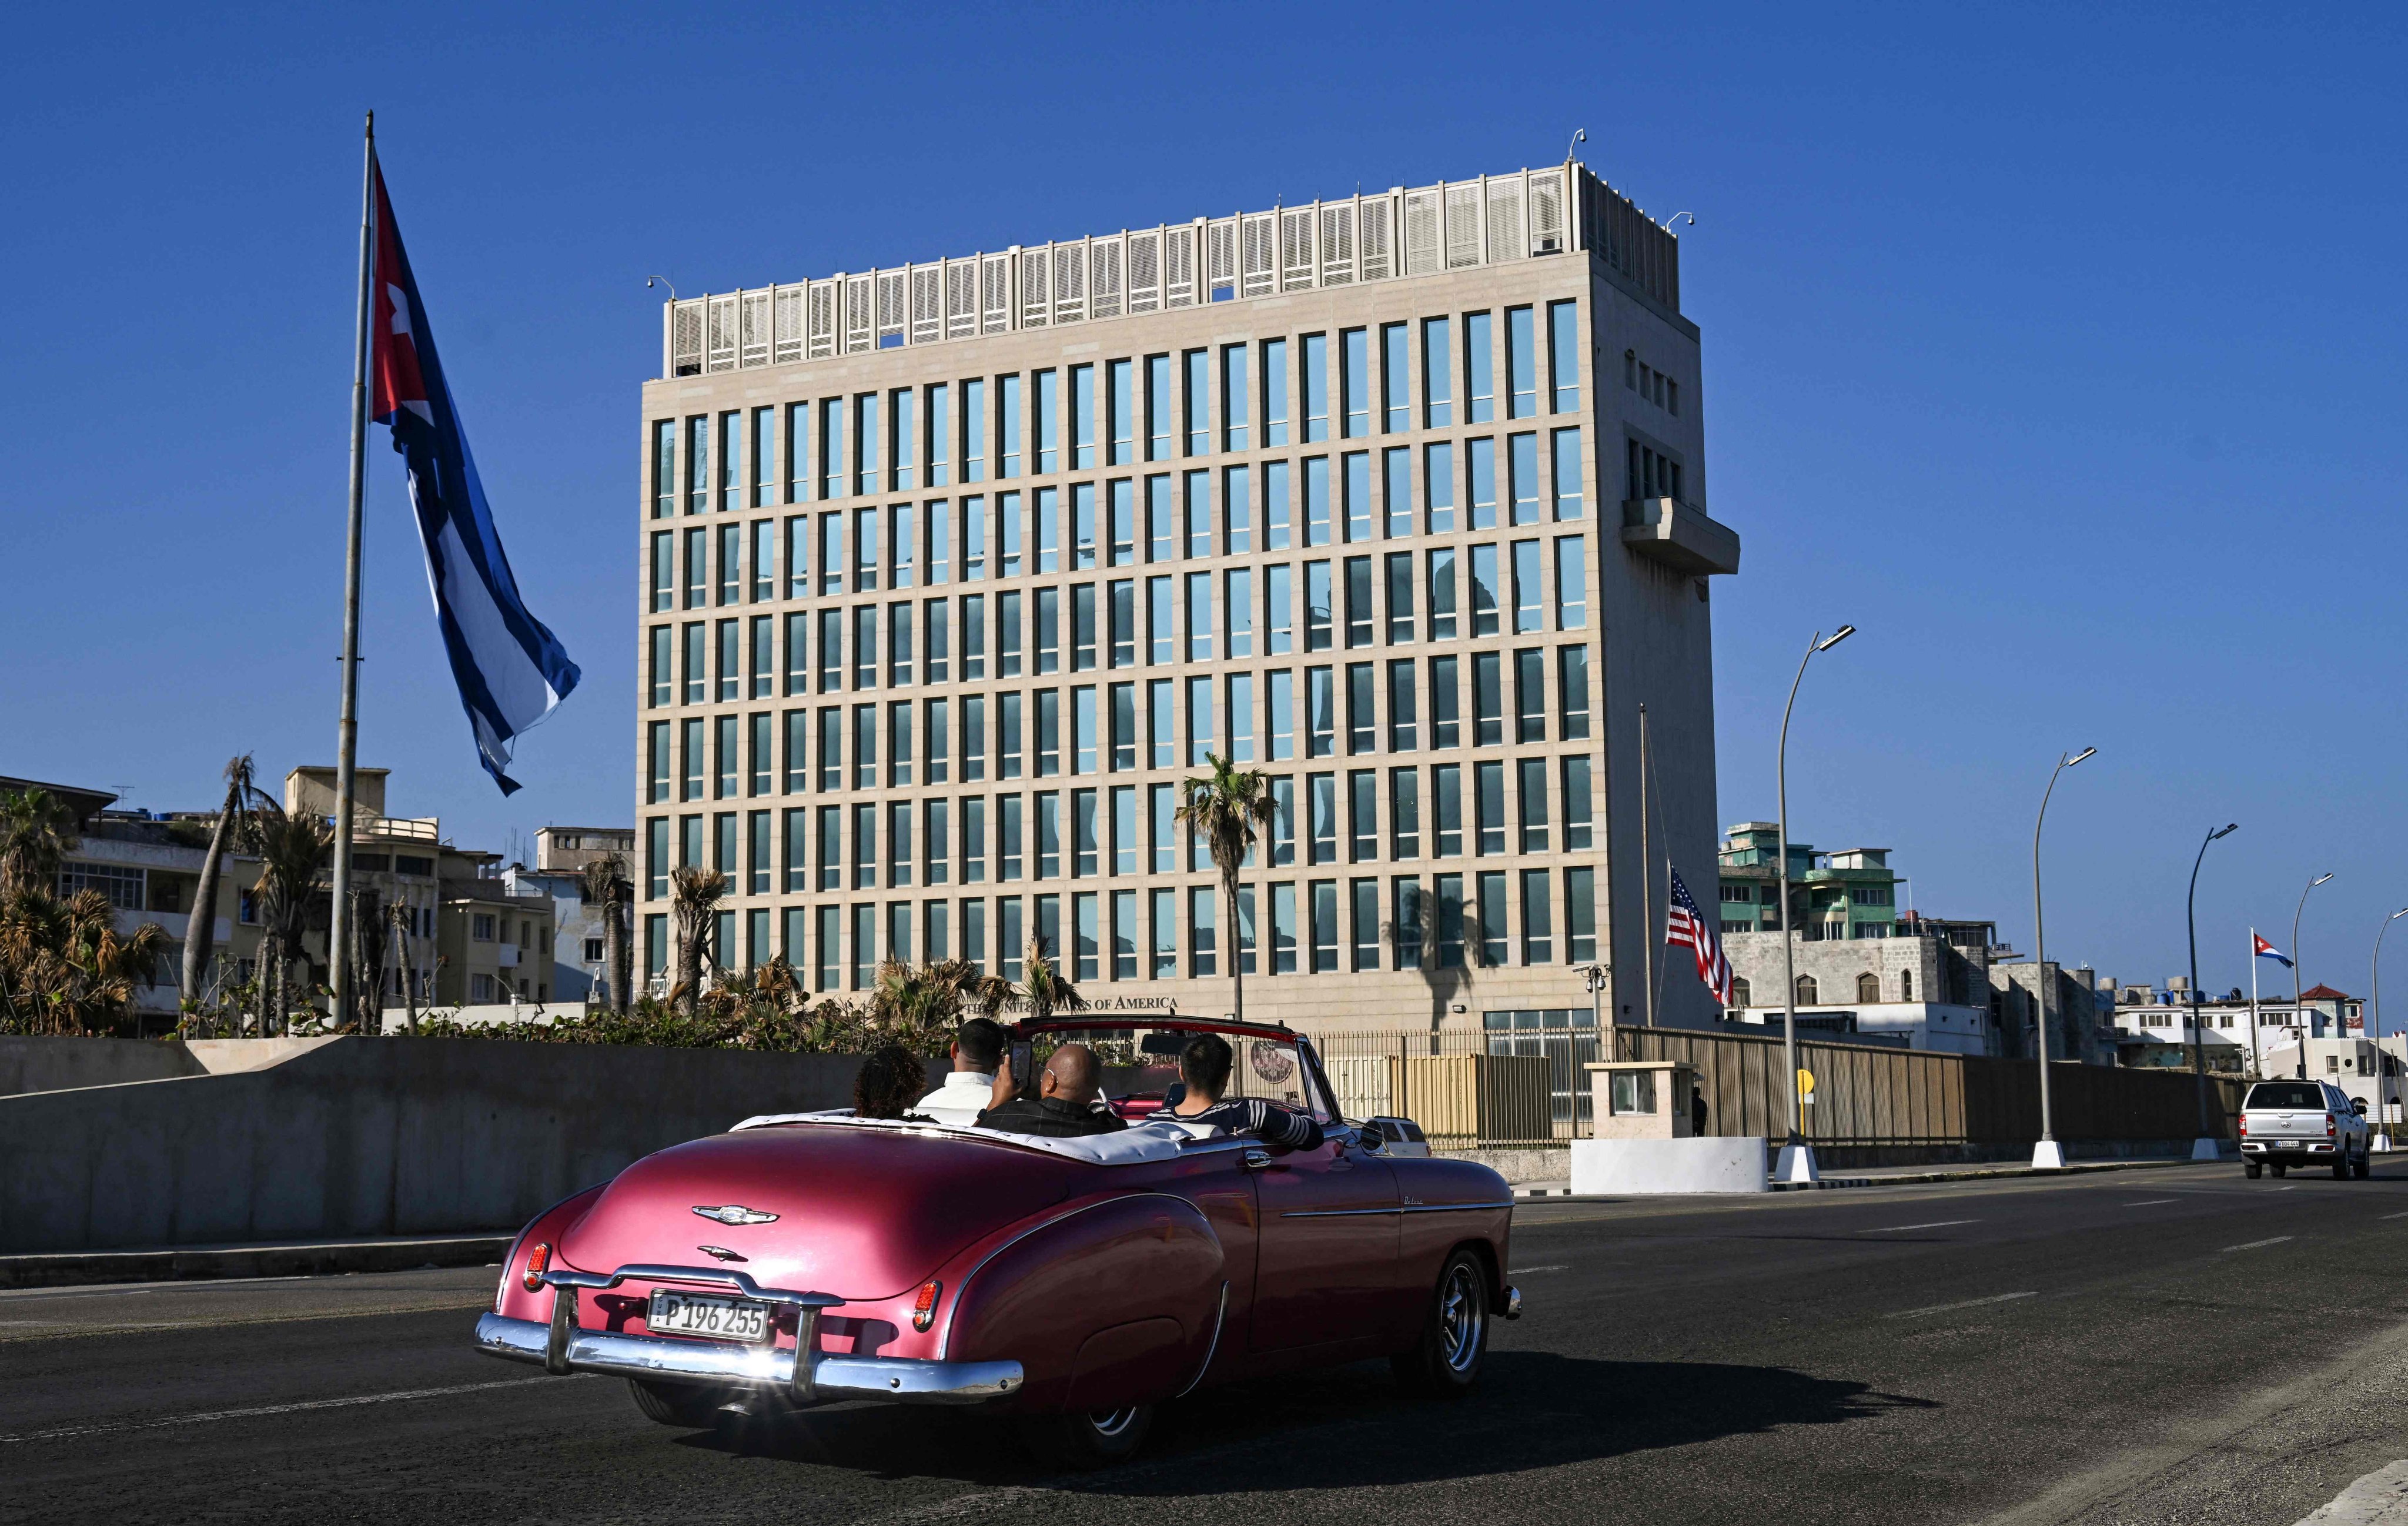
[1587,1060,1703,1140]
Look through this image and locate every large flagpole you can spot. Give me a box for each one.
[2248,927,2263,1080]
[330,111,376,1030]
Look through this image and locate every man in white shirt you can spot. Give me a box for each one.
[915,1017,1008,1126]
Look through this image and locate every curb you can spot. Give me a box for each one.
[0,1234,514,1290]
[1768,1156,2210,1191]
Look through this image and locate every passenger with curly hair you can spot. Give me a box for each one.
[852,1042,932,1120]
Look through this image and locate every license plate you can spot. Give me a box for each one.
[646,1289,772,1344]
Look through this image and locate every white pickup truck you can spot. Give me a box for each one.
[2238,1080,2370,1179]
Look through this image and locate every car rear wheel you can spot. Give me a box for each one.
[2354,1146,2372,1179]
[1392,1248,1489,1398]
[2333,1151,2351,1180]
[2245,1161,2263,1178]
[1021,1403,1154,1471]
[628,1378,728,1428]
[2272,1163,2288,1177]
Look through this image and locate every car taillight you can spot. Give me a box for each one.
[2327,1116,2337,1137]
[912,1280,942,1333]
[524,1241,552,1292]
[2239,1117,2249,1135]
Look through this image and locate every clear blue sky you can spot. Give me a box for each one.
[5,4,2403,999]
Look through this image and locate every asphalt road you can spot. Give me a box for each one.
[8,1160,2408,1526]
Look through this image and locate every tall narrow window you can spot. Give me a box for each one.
[1111,889,1137,979]
[1390,767,1421,859]
[1345,558,1373,649]
[1143,575,1170,664]
[1388,660,1418,750]
[1266,563,1293,653]
[1151,887,1177,977]
[1556,536,1587,628]
[1430,655,1460,749]
[1106,358,1132,466]
[1382,446,1412,540]
[1467,438,1497,530]
[1070,363,1095,470]
[1563,756,1593,850]
[1222,345,1249,452]
[1183,349,1209,456]
[1349,878,1380,970]
[1548,300,1580,413]
[1270,883,1297,973]
[1514,647,1546,742]
[1470,544,1501,636]
[1262,338,1289,446]
[785,402,810,504]
[963,496,988,580]
[1185,470,1212,557]
[1186,674,1216,764]
[854,392,878,497]
[1422,318,1452,428]
[926,382,949,487]
[687,415,708,514]
[1110,683,1136,772]
[1186,572,1213,660]
[1035,368,1060,474]
[1348,770,1377,862]
[1264,460,1290,549]
[1189,887,1218,976]
[1477,871,1507,966]
[1559,645,1591,740]
[1520,870,1553,963]
[819,398,844,499]
[1148,680,1173,768]
[962,378,986,483]
[1309,880,1338,972]
[890,388,916,492]
[1517,757,1550,852]
[1035,586,1059,673]
[1225,567,1253,657]
[1386,553,1415,645]
[1307,773,1337,864]
[891,501,915,589]
[1146,354,1172,461]
[1340,328,1367,438]
[1108,479,1135,567]
[1266,669,1292,760]
[999,490,1022,577]
[1304,561,1332,651]
[1301,333,1328,442]
[1036,487,1060,573]
[1072,483,1096,570]
[1392,876,1424,968]
[1223,465,1251,555]
[1381,322,1409,432]
[927,499,951,586]
[1303,457,1331,547]
[1509,433,1541,526]
[1433,767,1463,859]
[1567,866,1597,962]
[1552,429,1584,520]
[998,374,1022,479]
[1465,312,1494,424]
[653,420,676,519]
[1424,442,1454,533]
[1506,306,1536,418]
[961,796,986,884]
[1472,652,1503,745]
[1512,540,1544,633]
[1225,672,1253,762]
[1343,452,1370,544]
[1306,666,1335,757]
[962,693,986,781]
[1146,475,1173,562]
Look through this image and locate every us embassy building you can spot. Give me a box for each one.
[636,161,1737,1039]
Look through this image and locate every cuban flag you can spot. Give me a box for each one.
[2254,933,2294,968]
[368,157,578,794]
[1665,867,1735,1006]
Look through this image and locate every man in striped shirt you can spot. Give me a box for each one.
[1159,1034,1324,1150]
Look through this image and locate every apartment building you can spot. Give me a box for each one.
[636,162,1738,1035]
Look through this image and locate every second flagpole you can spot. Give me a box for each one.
[330,110,376,1033]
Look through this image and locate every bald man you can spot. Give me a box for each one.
[973,1041,1128,1138]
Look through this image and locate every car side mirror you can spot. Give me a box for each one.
[1355,1126,1384,1152]
[2353,1099,2369,1116]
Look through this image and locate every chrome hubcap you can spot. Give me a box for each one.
[1089,1405,1141,1438]
[1439,1264,1484,1374]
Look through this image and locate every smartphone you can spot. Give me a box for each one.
[1008,1041,1035,1093]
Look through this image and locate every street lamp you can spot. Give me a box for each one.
[2185,823,2239,1161]
[1774,625,1854,1186]
[2029,747,2096,1170]
[2294,872,2335,1078]
[2372,909,2407,1146]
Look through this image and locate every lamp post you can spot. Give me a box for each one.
[2373,909,2407,1147]
[1774,625,1854,1186]
[2294,872,2334,1078]
[2185,823,2239,1161]
[2028,747,2096,1170]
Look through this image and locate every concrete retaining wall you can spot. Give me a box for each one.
[0,1038,947,1254]
[0,1036,207,1097]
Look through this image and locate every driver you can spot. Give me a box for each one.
[1160,1034,1323,1149]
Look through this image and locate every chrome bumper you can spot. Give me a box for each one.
[477,1260,1021,1408]
[1501,1283,1523,1320]
[476,1313,1023,1405]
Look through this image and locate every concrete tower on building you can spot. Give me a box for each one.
[634,162,1738,1036]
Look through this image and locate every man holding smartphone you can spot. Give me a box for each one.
[973,1041,1127,1138]
[915,1017,1008,1126]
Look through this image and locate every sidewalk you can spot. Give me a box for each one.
[0,1233,513,1290]
[1513,1152,2216,1198]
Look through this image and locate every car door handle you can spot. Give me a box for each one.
[1242,1148,1273,1172]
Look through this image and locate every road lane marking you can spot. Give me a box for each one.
[2222,1236,2296,1253]
[2381,1211,2408,1220]
[1862,1219,1978,1233]
[0,1375,575,1443]
[1884,1291,2037,1320]
[1507,1264,1569,1274]
[2126,1199,2178,1206]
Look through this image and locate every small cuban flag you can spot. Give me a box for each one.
[2253,933,2295,969]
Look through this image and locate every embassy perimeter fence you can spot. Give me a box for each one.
[1310,1025,2243,1151]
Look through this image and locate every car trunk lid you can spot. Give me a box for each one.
[557,1124,1083,1301]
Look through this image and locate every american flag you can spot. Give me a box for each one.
[1665,867,1735,1006]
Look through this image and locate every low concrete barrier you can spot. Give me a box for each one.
[0,1037,945,1254]
[0,1036,207,1097]
[1571,1136,1768,1194]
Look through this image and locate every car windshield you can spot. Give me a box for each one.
[2245,1083,2326,1110]
[1021,1023,1337,1124]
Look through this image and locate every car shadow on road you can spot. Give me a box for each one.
[679,1351,1934,1490]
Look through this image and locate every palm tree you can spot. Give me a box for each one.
[179,755,257,1009]
[0,787,79,897]
[578,852,631,1013]
[245,804,333,1036]
[1175,754,1277,1020]
[870,957,1016,1046]
[0,886,168,1035]
[668,866,727,1014]
[1018,941,1088,1025]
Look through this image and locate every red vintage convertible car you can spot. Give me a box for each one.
[476,1018,1519,1465]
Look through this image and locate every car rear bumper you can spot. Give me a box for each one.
[475,1312,1024,1407]
[2239,1140,2341,1157]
